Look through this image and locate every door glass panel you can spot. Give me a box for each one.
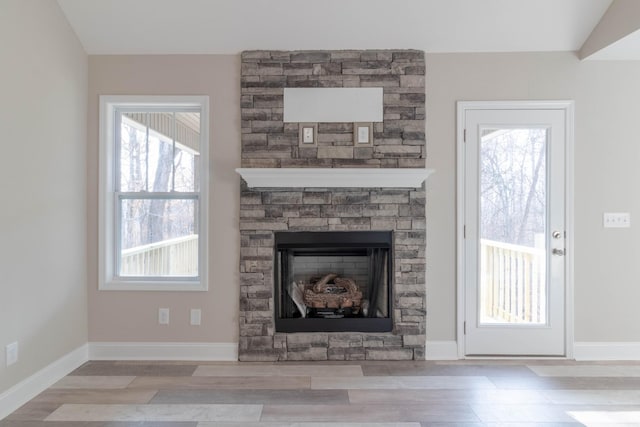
[479,128,547,324]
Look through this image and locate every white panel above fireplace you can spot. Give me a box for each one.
[283,88,383,123]
[236,167,434,188]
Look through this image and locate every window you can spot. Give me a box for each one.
[99,96,209,291]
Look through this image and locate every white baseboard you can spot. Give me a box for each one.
[425,340,459,360]
[88,342,239,361]
[574,342,640,360]
[0,343,88,420]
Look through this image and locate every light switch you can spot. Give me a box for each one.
[298,123,318,147]
[302,127,314,143]
[357,126,370,143]
[353,122,373,146]
[603,212,631,228]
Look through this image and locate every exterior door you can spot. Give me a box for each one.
[459,102,573,356]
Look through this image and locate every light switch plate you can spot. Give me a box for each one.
[603,212,631,228]
[358,126,369,143]
[298,123,318,147]
[353,122,373,146]
[303,127,314,143]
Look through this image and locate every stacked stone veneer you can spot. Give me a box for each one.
[239,50,426,361]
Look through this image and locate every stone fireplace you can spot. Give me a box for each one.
[238,49,427,361]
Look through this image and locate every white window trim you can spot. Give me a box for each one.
[99,95,210,291]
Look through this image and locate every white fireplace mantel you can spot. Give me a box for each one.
[236,168,434,189]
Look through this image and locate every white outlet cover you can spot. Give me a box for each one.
[158,308,170,325]
[6,342,18,366]
[190,309,202,326]
[357,126,370,143]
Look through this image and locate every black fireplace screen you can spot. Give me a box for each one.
[274,231,393,333]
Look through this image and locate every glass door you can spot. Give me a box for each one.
[463,107,568,356]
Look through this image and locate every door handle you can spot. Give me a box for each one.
[552,248,565,256]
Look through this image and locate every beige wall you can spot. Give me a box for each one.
[3,3,639,397]
[426,52,640,343]
[87,52,640,349]
[0,0,88,393]
[87,55,241,342]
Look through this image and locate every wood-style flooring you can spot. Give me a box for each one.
[3,359,640,426]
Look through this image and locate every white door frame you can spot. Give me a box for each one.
[456,100,575,359]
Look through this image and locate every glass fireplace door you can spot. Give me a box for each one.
[275,231,393,333]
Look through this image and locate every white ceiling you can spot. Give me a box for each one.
[56,0,615,55]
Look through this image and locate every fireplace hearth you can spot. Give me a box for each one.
[275,231,393,333]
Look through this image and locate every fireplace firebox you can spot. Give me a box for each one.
[274,231,393,333]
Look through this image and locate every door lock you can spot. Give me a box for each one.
[552,231,563,239]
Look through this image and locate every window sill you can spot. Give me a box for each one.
[99,280,208,292]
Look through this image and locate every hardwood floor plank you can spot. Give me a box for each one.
[71,362,197,377]
[50,376,135,389]
[128,376,311,390]
[198,423,422,427]
[419,423,485,427]
[563,407,640,424]
[543,389,640,405]
[193,364,363,377]
[0,422,197,427]
[260,403,480,423]
[362,364,537,377]
[348,389,549,405]
[2,402,61,422]
[312,376,496,390]
[471,404,579,423]
[45,404,262,422]
[420,423,581,427]
[529,365,640,377]
[31,389,158,404]
[151,389,349,405]
[489,375,640,390]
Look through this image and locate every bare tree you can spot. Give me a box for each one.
[148,140,172,244]
[480,129,546,247]
[120,115,198,250]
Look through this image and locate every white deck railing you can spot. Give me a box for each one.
[120,234,198,276]
[480,239,546,324]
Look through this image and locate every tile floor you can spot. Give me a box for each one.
[3,360,640,426]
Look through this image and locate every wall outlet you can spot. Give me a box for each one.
[603,212,631,228]
[6,342,18,367]
[190,309,202,326]
[158,308,170,325]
